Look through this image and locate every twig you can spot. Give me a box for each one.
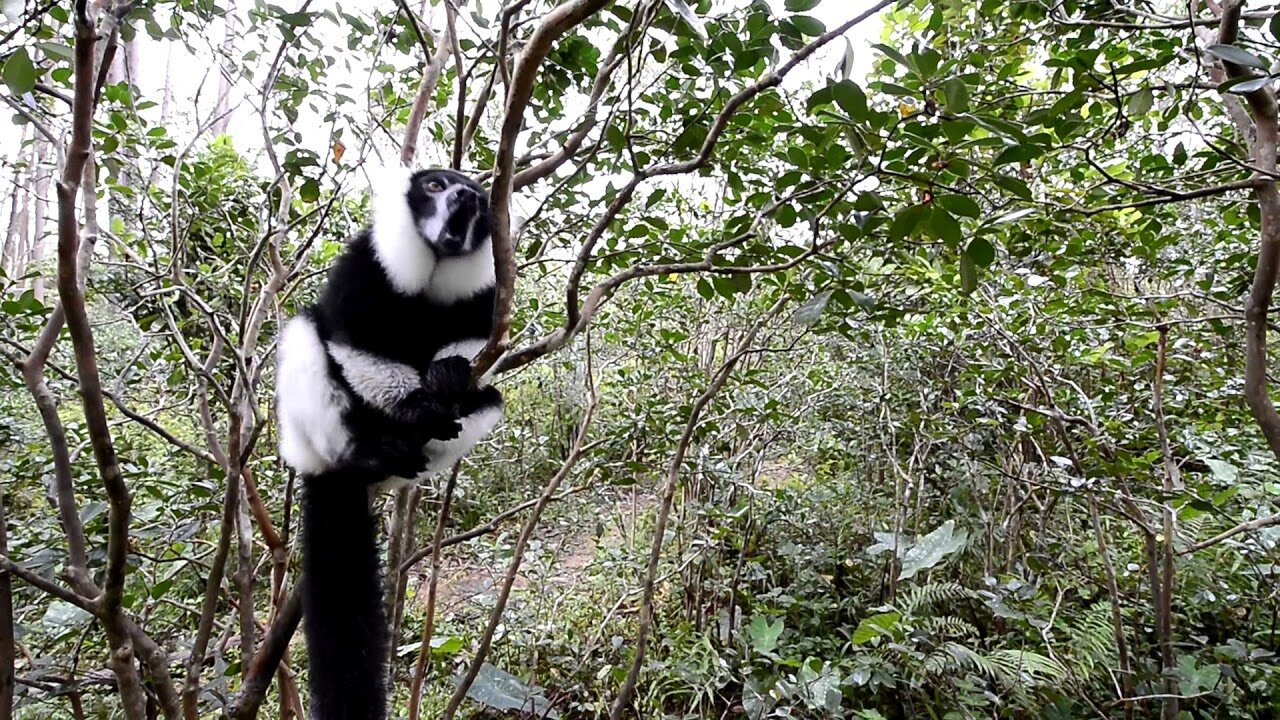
[406,465,460,720]
[225,584,304,720]
[400,5,453,167]
[1181,512,1280,553]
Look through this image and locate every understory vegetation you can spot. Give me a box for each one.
[2,0,1280,718]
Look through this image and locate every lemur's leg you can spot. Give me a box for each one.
[277,317,353,475]
[416,339,505,478]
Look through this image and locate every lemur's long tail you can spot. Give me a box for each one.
[301,471,388,720]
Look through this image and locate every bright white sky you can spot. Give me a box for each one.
[1,0,886,212]
[99,0,875,165]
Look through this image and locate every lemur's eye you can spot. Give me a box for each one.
[423,179,444,193]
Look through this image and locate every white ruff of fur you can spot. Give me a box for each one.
[370,165,436,294]
[434,338,495,387]
[277,317,352,475]
[326,342,420,411]
[427,236,496,304]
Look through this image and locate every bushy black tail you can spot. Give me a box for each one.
[301,471,388,720]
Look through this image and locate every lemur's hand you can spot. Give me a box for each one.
[397,389,463,438]
[430,353,476,394]
[423,355,472,401]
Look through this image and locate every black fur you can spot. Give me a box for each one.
[301,471,387,720]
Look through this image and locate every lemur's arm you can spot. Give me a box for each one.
[325,343,469,424]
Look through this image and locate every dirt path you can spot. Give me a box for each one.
[412,490,657,615]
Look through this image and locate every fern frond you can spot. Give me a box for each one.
[916,615,978,639]
[986,649,1068,686]
[1061,603,1118,680]
[900,581,973,615]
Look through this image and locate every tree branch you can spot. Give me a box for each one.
[472,0,615,379]
[55,7,145,716]
[1218,0,1280,459]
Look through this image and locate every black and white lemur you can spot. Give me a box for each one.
[275,167,504,719]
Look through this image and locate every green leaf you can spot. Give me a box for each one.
[150,579,174,599]
[1221,75,1273,94]
[1205,43,1270,71]
[832,80,867,120]
[899,520,968,579]
[965,237,995,267]
[942,77,969,112]
[929,208,963,245]
[37,42,73,62]
[937,195,980,218]
[959,254,978,294]
[661,0,707,41]
[42,601,92,630]
[1125,87,1154,116]
[889,203,928,241]
[696,277,714,300]
[299,178,320,203]
[278,11,318,27]
[792,289,833,327]
[790,16,825,37]
[466,663,559,718]
[747,615,785,653]
[430,635,465,655]
[851,612,899,645]
[1271,11,1280,43]
[3,47,37,95]
[1205,459,1239,484]
[785,0,820,9]
[992,175,1032,200]
[873,43,910,69]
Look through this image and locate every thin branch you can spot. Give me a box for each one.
[608,300,784,719]
[401,6,453,167]
[441,355,599,720]
[181,416,241,719]
[406,465,460,720]
[1181,512,1280,553]
[225,584,304,720]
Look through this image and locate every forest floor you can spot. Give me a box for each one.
[410,490,658,617]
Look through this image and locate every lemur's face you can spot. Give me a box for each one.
[406,169,491,258]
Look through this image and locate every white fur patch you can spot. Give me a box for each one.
[370,165,436,295]
[427,236,496,304]
[418,403,505,478]
[277,317,352,475]
[326,342,420,412]
[433,338,488,361]
[434,338,495,387]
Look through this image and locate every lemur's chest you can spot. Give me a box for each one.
[357,290,494,368]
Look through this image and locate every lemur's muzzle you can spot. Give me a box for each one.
[440,191,480,253]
